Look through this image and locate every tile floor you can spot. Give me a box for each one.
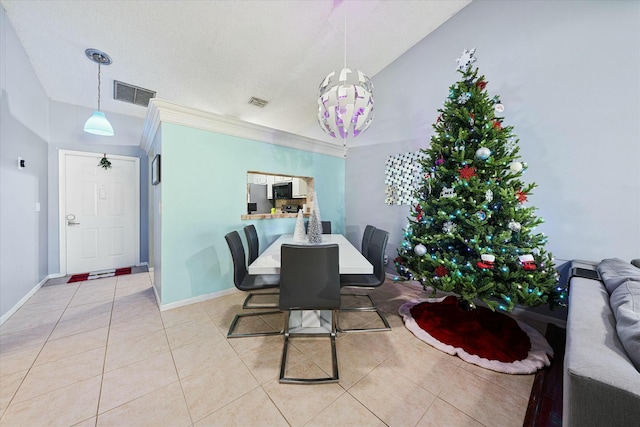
[0,272,537,426]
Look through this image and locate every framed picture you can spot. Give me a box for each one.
[152,154,161,185]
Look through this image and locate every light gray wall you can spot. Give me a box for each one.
[345,0,640,268]
[0,6,49,317]
[47,100,148,274]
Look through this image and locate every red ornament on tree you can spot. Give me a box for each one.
[516,189,528,203]
[458,165,477,180]
[476,80,487,90]
[415,204,423,221]
[492,120,502,130]
[435,265,449,277]
[436,113,443,123]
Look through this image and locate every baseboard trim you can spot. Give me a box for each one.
[158,287,240,311]
[0,274,51,326]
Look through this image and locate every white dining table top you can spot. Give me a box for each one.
[248,234,373,275]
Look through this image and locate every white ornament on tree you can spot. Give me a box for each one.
[293,209,306,242]
[414,244,427,256]
[509,161,523,173]
[485,189,494,202]
[508,220,522,232]
[475,147,490,160]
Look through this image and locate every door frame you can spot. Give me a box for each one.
[58,149,140,276]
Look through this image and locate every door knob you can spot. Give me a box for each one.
[66,214,80,226]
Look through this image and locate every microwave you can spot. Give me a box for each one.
[272,182,292,199]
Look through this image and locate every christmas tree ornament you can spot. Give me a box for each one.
[293,209,306,242]
[476,80,487,90]
[435,265,449,277]
[476,254,495,269]
[435,155,445,165]
[414,244,427,256]
[475,147,491,160]
[508,220,522,232]
[476,211,487,221]
[509,161,523,173]
[492,120,502,130]
[494,103,505,114]
[519,254,537,271]
[516,189,528,203]
[485,189,494,202]
[440,187,456,198]
[442,221,456,234]
[458,165,477,180]
[457,92,471,104]
[455,47,477,71]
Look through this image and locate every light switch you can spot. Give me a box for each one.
[35,202,41,212]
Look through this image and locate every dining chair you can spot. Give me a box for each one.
[279,243,340,384]
[243,224,259,265]
[361,225,376,258]
[224,231,282,338]
[304,220,332,234]
[337,228,391,333]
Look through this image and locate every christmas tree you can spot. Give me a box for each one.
[395,48,566,312]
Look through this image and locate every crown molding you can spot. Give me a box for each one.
[140,99,346,158]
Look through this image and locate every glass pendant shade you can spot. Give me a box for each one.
[84,111,114,136]
[317,67,374,139]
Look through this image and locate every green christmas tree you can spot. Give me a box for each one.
[395,48,566,312]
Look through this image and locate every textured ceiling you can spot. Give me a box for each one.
[2,0,470,145]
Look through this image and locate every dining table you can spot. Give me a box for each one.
[248,233,373,331]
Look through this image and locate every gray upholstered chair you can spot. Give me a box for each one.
[361,225,376,258]
[224,231,281,338]
[338,228,391,333]
[279,243,340,383]
[243,224,259,265]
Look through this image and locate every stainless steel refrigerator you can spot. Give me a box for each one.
[248,184,272,214]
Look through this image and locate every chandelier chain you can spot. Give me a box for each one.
[97,62,101,111]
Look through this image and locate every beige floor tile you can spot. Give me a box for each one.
[225,317,281,353]
[99,351,178,414]
[416,397,484,427]
[75,277,117,295]
[381,339,459,395]
[337,329,406,364]
[0,343,44,377]
[49,310,112,340]
[104,329,170,372]
[171,335,237,379]
[348,364,436,427]
[262,359,345,426]
[305,392,386,427]
[12,347,106,403]
[69,289,116,307]
[107,312,164,343]
[164,318,223,350]
[439,366,530,427]
[34,326,109,366]
[161,303,212,329]
[0,323,53,354]
[238,335,305,384]
[0,375,101,426]
[110,300,159,325]
[181,356,259,422]
[194,387,288,427]
[0,309,61,335]
[60,300,114,322]
[72,416,97,426]
[115,272,152,288]
[114,284,154,299]
[458,361,535,400]
[0,369,28,410]
[97,381,191,427]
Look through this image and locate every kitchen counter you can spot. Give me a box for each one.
[241,212,311,220]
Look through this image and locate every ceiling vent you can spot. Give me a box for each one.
[248,97,268,108]
[113,80,156,107]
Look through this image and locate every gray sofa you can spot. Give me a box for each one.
[563,258,640,427]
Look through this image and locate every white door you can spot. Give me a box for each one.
[60,150,139,275]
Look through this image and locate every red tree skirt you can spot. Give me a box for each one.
[398,296,553,374]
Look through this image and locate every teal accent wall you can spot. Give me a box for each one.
[160,123,345,305]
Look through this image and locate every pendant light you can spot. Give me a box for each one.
[84,48,114,136]
[317,14,374,140]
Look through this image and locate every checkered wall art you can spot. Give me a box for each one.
[384,151,427,205]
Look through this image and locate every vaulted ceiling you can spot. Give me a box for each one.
[2,0,471,145]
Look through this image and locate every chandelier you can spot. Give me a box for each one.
[84,48,114,136]
[317,16,374,139]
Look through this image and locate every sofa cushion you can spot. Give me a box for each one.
[632,259,640,269]
[609,280,640,372]
[598,258,640,294]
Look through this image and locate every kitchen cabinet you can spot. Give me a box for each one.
[292,178,307,198]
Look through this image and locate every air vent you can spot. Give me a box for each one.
[113,80,156,107]
[248,97,268,108]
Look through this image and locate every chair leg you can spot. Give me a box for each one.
[340,292,377,310]
[242,291,279,309]
[337,291,391,333]
[279,310,339,384]
[227,310,283,338]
